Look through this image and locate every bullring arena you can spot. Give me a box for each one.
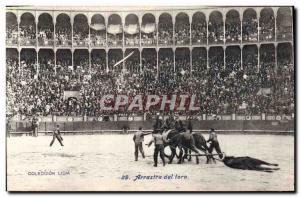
[6,6,294,191]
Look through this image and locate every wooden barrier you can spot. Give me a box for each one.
[9,129,294,136]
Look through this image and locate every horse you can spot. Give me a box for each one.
[162,129,179,161]
[163,130,210,164]
[190,132,211,163]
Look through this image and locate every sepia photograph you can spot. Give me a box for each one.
[5,5,295,192]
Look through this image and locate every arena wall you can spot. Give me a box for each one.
[9,119,294,135]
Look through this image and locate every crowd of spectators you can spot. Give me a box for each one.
[124,53,140,75]
[277,25,293,41]
[191,21,207,45]
[6,45,294,118]
[192,55,207,78]
[242,18,258,42]
[19,25,36,45]
[38,25,54,46]
[125,34,139,46]
[259,15,275,41]
[73,23,89,47]
[225,52,241,73]
[175,23,190,45]
[208,22,224,44]
[225,22,241,43]
[158,23,173,45]
[175,58,190,82]
[6,14,294,118]
[141,52,157,90]
[91,54,106,71]
[6,24,18,45]
[107,33,123,46]
[275,58,294,114]
[6,45,294,117]
[7,16,292,48]
[55,27,72,46]
[90,29,106,47]
[141,32,156,45]
[243,51,258,75]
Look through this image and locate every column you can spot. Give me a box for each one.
[173,47,176,74]
[53,11,56,46]
[122,16,125,47]
[156,48,159,78]
[274,43,278,73]
[139,17,142,74]
[105,15,108,48]
[257,8,260,42]
[189,15,192,45]
[223,46,226,69]
[17,12,21,74]
[53,15,56,75]
[190,47,192,73]
[35,12,38,48]
[139,48,142,74]
[156,15,159,47]
[89,49,91,72]
[36,49,39,77]
[88,15,91,48]
[274,10,277,42]
[257,44,260,72]
[106,49,109,72]
[71,14,74,69]
[172,15,175,45]
[122,49,125,70]
[72,49,74,69]
[240,13,243,44]
[206,15,209,45]
[54,49,57,75]
[139,17,142,48]
[18,48,21,75]
[240,45,243,70]
[223,10,226,45]
[207,46,209,69]
[36,14,39,78]
[17,11,20,47]
[291,8,294,43]
[71,12,74,48]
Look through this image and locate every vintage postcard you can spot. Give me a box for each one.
[6,5,294,192]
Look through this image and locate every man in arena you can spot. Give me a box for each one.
[164,115,175,130]
[50,124,64,147]
[207,128,223,160]
[133,127,151,161]
[147,129,167,167]
[122,125,129,134]
[187,118,193,133]
[153,114,163,132]
[175,116,186,133]
[32,115,39,137]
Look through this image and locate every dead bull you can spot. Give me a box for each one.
[221,154,280,172]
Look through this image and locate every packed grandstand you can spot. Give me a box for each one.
[6,6,294,118]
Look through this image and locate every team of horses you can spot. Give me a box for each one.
[161,130,280,172]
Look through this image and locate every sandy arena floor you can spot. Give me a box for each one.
[7,133,294,191]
